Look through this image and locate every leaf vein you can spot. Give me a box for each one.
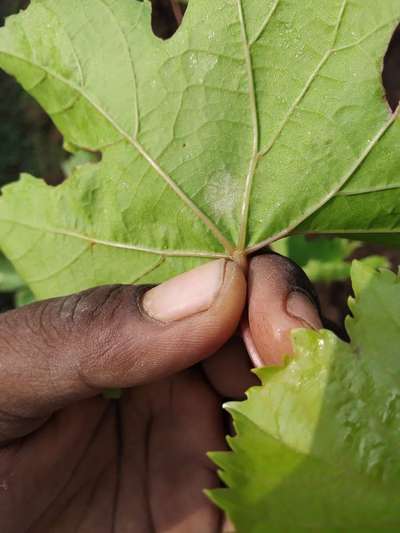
[130,256,166,284]
[42,2,85,86]
[259,0,347,158]
[246,108,399,254]
[333,17,400,53]
[335,184,400,197]
[0,219,229,259]
[27,245,90,283]
[94,0,140,137]
[0,50,234,254]
[237,0,260,251]
[249,0,280,47]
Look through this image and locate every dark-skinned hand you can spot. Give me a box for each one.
[0,254,322,533]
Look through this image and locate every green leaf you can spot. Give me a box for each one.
[61,150,98,179]
[209,262,400,532]
[0,252,35,306]
[14,285,35,307]
[272,235,389,282]
[0,1,399,298]
[0,253,24,291]
[0,252,35,307]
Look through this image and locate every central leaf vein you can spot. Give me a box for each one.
[237,0,260,252]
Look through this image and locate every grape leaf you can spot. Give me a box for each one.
[0,253,24,292]
[14,285,35,308]
[0,0,399,298]
[209,261,400,532]
[61,149,98,179]
[272,235,389,282]
[0,252,34,307]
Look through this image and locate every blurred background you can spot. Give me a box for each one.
[0,0,399,334]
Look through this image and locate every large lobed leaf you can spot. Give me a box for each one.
[209,262,400,532]
[0,0,399,297]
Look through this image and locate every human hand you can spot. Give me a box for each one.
[0,255,321,533]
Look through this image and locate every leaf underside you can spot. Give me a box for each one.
[209,262,400,532]
[0,0,399,297]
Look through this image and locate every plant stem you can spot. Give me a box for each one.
[170,0,183,25]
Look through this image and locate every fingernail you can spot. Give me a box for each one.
[142,260,226,322]
[286,291,322,330]
[241,318,264,368]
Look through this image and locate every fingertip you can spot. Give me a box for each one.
[141,258,247,327]
[142,259,227,323]
[246,253,322,366]
[83,260,247,390]
[286,290,323,330]
[212,259,247,322]
[188,259,247,358]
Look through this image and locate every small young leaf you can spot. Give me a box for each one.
[272,235,389,282]
[0,1,399,297]
[0,253,24,292]
[14,285,35,308]
[209,262,400,532]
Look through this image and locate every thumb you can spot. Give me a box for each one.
[245,254,322,366]
[0,259,245,441]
